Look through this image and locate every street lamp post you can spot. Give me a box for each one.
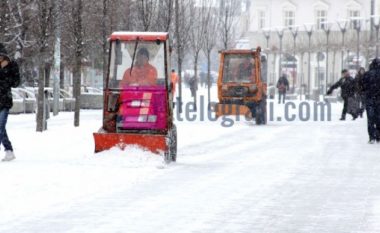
[352,17,362,70]
[289,26,298,94]
[337,20,348,73]
[322,22,332,96]
[371,0,375,40]
[371,15,380,57]
[262,29,271,83]
[304,24,313,100]
[263,29,271,49]
[277,28,284,78]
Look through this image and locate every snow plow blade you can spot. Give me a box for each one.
[213,103,251,118]
[93,132,167,154]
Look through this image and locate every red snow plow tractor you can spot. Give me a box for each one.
[93,32,177,162]
[214,47,267,125]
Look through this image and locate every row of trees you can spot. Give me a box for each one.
[0,0,242,130]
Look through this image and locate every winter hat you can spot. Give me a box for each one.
[137,47,149,59]
[0,43,9,60]
[370,58,380,70]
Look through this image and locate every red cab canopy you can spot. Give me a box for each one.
[109,32,169,42]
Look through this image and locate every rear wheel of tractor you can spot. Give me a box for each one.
[255,99,267,125]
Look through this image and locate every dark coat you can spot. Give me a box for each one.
[354,73,365,96]
[0,60,21,110]
[276,76,289,94]
[327,76,355,98]
[362,66,380,101]
[189,76,197,91]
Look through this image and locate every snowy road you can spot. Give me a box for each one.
[1,98,380,233]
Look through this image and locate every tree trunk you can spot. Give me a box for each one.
[332,50,336,85]
[73,0,83,127]
[36,65,46,132]
[102,0,108,88]
[44,63,51,87]
[175,0,182,113]
[73,63,81,127]
[207,49,211,108]
[193,53,199,109]
[60,53,65,89]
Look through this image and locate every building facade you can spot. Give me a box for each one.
[241,0,379,96]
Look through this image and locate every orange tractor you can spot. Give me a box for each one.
[214,47,267,124]
[93,32,177,162]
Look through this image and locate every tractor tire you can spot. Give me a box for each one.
[255,99,267,125]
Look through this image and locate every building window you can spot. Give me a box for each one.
[283,10,295,27]
[348,10,360,29]
[258,11,266,29]
[316,10,327,30]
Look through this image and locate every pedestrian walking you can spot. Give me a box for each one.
[362,58,380,144]
[0,43,21,161]
[327,69,358,120]
[276,74,289,104]
[354,67,366,118]
[170,69,178,96]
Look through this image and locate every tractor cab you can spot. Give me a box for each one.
[93,32,177,162]
[214,47,267,125]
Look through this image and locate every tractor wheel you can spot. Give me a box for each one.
[255,99,267,125]
[164,124,177,163]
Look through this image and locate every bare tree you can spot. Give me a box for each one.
[136,0,158,31]
[101,0,110,87]
[155,0,174,32]
[218,0,240,49]
[0,1,10,43]
[5,0,36,86]
[188,0,211,106]
[6,0,28,60]
[71,0,84,127]
[174,0,192,113]
[203,6,219,107]
[35,0,54,132]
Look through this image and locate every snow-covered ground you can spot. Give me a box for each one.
[0,86,379,233]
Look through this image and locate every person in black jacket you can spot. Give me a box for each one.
[354,67,366,117]
[276,74,289,104]
[362,58,380,144]
[0,43,20,161]
[327,69,357,120]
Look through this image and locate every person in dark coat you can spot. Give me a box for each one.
[354,67,366,117]
[189,75,197,97]
[327,69,358,120]
[276,74,289,104]
[362,58,380,144]
[237,57,254,81]
[188,75,198,110]
[0,43,20,161]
